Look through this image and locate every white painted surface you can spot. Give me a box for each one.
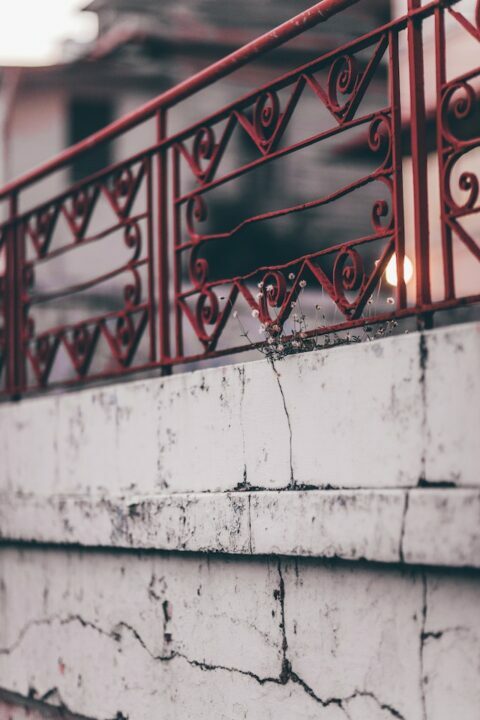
[1,488,479,568]
[1,323,478,498]
[0,548,478,720]
[424,325,480,486]
[0,323,479,718]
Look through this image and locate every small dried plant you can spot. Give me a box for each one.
[230,274,401,361]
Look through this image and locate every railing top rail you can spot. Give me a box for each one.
[0,0,360,200]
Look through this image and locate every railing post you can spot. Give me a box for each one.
[434,3,455,302]
[156,108,171,371]
[389,29,407,310]
[5,192,25,397]
[407,0,432,308]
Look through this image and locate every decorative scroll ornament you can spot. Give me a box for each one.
[176,116,237,186]
[304,35,388,125]
[189,247,209,288]
[27,331,61,386]
[444,154,479,212]
[25,204,60,258]
[193,126,216,176]
[259,270,287,324]
[368,115,393,171]
[123,267,142,308]
[333,247,366,312]
[254,92,281,146]
[186,194,208,242]
[301,236,395,320]
[371,180,394,234]
[124,221,142,261]
[102,309,148,367]
[105,161,146,219]
[441,81,478,145]
[63,323,100,377]
[62,185,100,241]
[116,314,135,349]
[327,55,360,114]
[195,289,220,339]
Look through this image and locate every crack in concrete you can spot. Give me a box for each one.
[237,365,248,487]
[276,560,290,682]
[0,616,66,657]
[342,690,408,719]
[269,359,294,485]
[399,491,410,563]
[422,626,470,642]
[0,610,409,719]
[419,572,428,720]
[247,494,253,554]
[418,333,428,485]
[274,562,407,719]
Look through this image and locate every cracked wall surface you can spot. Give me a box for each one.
[1,323,478,498]
[0,323,479,718]
[0,549,479,720]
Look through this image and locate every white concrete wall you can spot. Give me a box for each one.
[1,548,479,720]
[0,322,479,719]
[1,322,479,498]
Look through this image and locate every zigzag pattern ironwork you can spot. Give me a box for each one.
[173,34,398,352]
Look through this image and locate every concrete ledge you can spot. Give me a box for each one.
[1,322,479,497]
[2,488,479,568]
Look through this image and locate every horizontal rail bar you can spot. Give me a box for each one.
[0,0,463,203]
[28,258,147,306]
[0,0,361,199]
[15,296,480,398]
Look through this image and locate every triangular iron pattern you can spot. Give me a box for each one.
[101,308,149,367]
[181,235,395,354]
[446,217,480,264]
[27,333,61,387]
[61,185,100,242]
[447,6,480,42]
[24,203,61,259]
[102,160,147,221]
[62,323,101,378]
[303,34,388,125]
[233,76,306,156]
[176,115,237,186]
[177,33,387,197]
[179,285,239,352]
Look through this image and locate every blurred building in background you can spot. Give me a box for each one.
[0,0,389,184]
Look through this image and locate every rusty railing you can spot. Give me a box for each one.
[0,0,479,396]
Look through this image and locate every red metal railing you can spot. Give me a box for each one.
[0,0,479,397]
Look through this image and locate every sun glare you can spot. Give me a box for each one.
[386,255,414,287]
[0,0,98,66]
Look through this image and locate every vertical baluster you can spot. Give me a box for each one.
[5,197,14,396]
[6,192,25,397]
[172,146,183,361]
[407,0,432,311]
[434,4,455,301]
[389,29,407,310]
[146,155,157,363]
[156,108,171,371]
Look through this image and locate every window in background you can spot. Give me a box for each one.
[69,97,113,182]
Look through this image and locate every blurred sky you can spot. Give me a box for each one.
[0,0,98,66]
